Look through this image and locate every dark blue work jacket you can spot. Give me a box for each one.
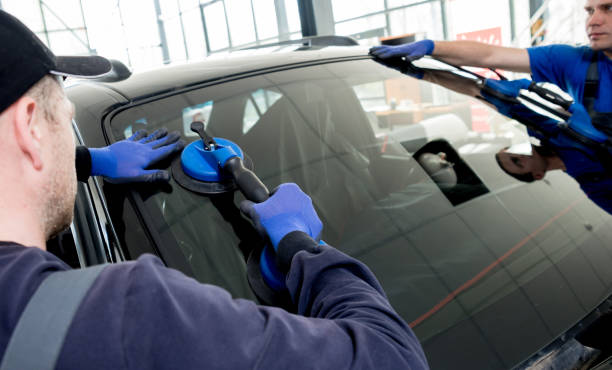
[0,232,429,369]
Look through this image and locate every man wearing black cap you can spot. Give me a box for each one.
[0,9,184,184]
[0,9,428,370]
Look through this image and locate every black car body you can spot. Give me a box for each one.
[50,42,612,369]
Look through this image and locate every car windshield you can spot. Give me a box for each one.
[108,58,612,369]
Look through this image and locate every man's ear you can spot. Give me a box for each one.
[12,96,44,170]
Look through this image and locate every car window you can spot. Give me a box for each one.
[108,59,612,369]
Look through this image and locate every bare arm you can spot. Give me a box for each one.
[433,41,531,73]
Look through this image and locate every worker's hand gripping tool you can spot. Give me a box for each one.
[478,78,573,110]
[478,79,609,145]
[188,122,290,296]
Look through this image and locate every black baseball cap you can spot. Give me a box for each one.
[0,10,112,114]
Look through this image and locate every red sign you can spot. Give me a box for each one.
[457,27,502,46]
[456,27,503,132]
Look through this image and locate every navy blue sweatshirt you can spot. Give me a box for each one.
[0,233,428,369]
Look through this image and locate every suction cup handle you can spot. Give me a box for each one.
[528,83,572,111]
[223,157,269,203]
[191,121,216,150]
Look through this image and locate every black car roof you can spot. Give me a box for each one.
[91,46,370,101]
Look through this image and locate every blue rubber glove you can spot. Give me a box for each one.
[567,102,608,143]
[241,183,323,291]
[481,79,533,116]
[481,85,564,137]
[239,183,323,250]
[89,128,184,183]
[483,78,532,99]
[369,39,435,61]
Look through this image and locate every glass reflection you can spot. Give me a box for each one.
[108,58,612,369]
[491,105,612,215]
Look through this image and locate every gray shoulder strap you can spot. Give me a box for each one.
[0,264,108,370]
[584,50,599,115]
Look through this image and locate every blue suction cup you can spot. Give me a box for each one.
[181,137,245,182]
[172,135,250,195]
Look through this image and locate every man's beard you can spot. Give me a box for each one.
[42,145,77,240]
[43,193,75,240]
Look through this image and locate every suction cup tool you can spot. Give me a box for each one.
[172,121,252,195]
[172,158,235,194]
[173,121,291,306]
[172,149,255,195]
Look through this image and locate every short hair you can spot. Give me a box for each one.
[24,75,62,124]
[494,150,535,183]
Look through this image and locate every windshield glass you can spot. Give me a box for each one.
[108,58,612,369]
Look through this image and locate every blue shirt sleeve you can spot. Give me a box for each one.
[59,233,429,370]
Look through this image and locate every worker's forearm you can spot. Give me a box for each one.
[422,70,483,98]
[104,244,427,369]
[282,232,429,368]
[432,40,531,73]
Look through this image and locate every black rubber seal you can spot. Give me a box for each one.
[171,154,256,195]
[172,158,236,194]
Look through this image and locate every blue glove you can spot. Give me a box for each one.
[481,79,533,116]
[241,183,323,291]
[567,102,608,143]
[369,39,435,61]
[89,128,184,183]
[240,183,323,250]
[483,78,532,99]
[481,84,565,138]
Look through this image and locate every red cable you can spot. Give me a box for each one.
[409,197,582,328]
